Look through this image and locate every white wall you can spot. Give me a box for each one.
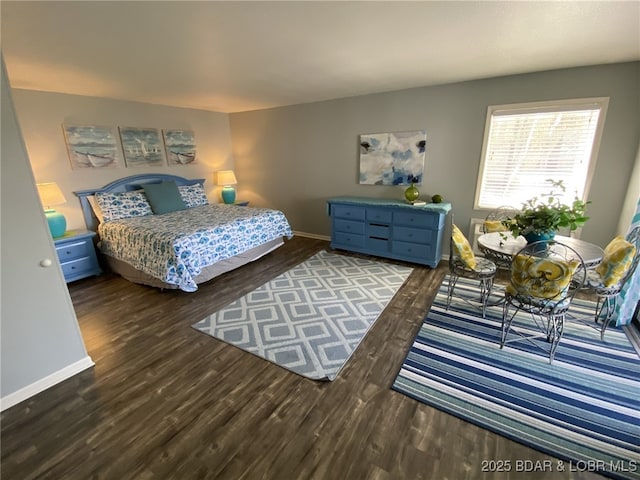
[11,90,234,232]
[1,58,93,410]
[230,62,640,249]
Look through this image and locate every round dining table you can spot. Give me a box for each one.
[477,232,605,269]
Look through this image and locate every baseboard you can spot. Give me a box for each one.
[292,231,330,241]
[0,355,95,412]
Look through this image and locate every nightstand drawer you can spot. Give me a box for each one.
[60,256,94,279]
[54,230,101,283]
[56,240,93,262]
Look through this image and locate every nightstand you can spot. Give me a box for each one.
[234,201,249,206]
[54,230,102,283]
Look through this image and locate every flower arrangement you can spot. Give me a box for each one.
[501,180,590,239]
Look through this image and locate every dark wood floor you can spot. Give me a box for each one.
[1,236,603,479]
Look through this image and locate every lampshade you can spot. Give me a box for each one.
[215,170,237,186]
[36,182,67,208]
[36,182,67,238]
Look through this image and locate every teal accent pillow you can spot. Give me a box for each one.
[143,181,187,215]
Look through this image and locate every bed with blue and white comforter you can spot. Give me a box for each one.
[98,204,293,292]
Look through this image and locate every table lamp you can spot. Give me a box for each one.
[215,170,237,204]
[36,182,67,238]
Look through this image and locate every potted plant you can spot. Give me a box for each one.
[501,179,590,243]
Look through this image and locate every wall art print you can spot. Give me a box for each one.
[119,127,166,168]
[359,130,426,185]
[163,129,197,165]
[63,125,122,170]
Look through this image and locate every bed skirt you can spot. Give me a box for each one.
[102,237,286,290]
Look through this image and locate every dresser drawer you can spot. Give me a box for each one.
[392,226,435,245]
[60,256,94,279]
[334,218,365,235]
[367,208,392,223]
[331,204,366,221]
[391,241,433,260]
[393,211,439,229]
[366,237,390,253]
[367,224,390,239]
[56,240,93,262]
[333,232,365,249]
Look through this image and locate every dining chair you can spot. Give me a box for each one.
[481,206,519,269]
[482,205,519,234]
[500,240,586,363]
[447,223,497,318]
[573,226,640,339]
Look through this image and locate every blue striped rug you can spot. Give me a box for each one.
[393,277,640,480]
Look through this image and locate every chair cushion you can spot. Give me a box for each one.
[452,224,476,269]
[483,219,507,233]
[474,257,497,274]
[506,255,580,299]
[595,236,636,287]
[584,269,624,295]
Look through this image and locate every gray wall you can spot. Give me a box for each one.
[11,90,234,232]
[230,62,640,248]
[1,58,91,405]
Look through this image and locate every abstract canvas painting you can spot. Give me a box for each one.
[63,125,122,169]
[119,127,166,168]
[163,129,197,165]
[359,130,426,185]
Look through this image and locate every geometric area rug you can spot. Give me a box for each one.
[392,277,640,480]
[193,250,413,381]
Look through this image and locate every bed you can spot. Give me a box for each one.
[75,173,293,292]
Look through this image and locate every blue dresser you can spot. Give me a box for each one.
[327,196,451,268]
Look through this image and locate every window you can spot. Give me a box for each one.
[475,98,608,210]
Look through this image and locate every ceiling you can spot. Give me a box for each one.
[2,1,639,113]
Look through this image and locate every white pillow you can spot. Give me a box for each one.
[179,184,209,208]
[87,195,105,223]
[95,191,153,222]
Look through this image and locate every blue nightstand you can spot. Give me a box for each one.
[54,230,102,283]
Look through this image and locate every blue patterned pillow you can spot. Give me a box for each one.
[179,184,209,208]
[95,191,153,222]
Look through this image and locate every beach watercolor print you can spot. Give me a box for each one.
[63,125,122,169]
[163,129,197,165]
[359,130,426,185]
[119,127,166,168]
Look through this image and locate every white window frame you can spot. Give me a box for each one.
[474,97,609,211]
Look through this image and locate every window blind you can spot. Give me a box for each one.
[476,101,605,210]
